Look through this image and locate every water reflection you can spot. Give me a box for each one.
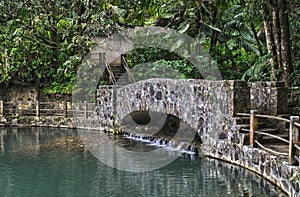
[0,127,286,197]
[0,129,5,151]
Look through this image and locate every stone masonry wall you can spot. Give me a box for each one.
[95,86,119,126]
[203,136,298,196]
[97,79,250,141]
[250,81,288,115]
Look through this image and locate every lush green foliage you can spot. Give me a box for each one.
[129,59,199,80]
[0,0,119,93]
[0,0,299,95]
[289,0,300,86]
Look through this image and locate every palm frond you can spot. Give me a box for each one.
[242,55,271,81]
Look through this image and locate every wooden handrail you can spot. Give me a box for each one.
[242,127,289,144]
[104,58,117,85]
[121,56,136,83]
[236,111,300,164]
[255,130,289,143]
[255,140,289,156]
[236,112,300,128]
[0,100,94,118]
[295,144,300,151]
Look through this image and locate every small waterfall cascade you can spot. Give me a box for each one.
[123,132,199,155]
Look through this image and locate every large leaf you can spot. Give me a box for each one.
[178,20,190,33]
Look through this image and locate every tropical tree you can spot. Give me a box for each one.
[0,0,298,93]
[0,0,119,94]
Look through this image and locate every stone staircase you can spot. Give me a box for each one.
[109,63,127,85]
[236,115,290,154]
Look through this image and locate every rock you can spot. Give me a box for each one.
[218,132,227,140]
[11,118,18,125]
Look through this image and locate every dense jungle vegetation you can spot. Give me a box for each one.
[0,0,299,94]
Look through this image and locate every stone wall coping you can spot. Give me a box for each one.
[249,81,285,87]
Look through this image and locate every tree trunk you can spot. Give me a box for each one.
[272,1,282,71]
[209,6,218,56]
[278,0,293,85]
[261,1,278,81]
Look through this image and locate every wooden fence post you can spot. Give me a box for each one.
[250,110,258,146]
[63,100,67,118]
[0,100,3,116]
[36,100,40,118]
[289,116,300,164]
[84,101,88,119]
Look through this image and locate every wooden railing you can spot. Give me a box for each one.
[236,111,300,165]
[0,100,95,119]
[104,58,118,85]
[121,56,136,83]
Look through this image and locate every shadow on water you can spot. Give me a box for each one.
[0,127,287,197]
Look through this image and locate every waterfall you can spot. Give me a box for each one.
[123,132,199,155]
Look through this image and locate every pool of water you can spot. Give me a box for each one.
[0,127,285,197]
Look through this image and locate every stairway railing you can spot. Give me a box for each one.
[121,56,135,84]
[236,111,300,164]
[104,57,118,85]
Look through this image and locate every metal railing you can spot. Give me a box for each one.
[121,56,136,83]
[236,111,300,164]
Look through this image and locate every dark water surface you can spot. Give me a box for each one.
[0,127,286,197]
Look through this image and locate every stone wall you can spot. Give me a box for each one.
[203,136,298,196]
[97,79,250,141]
[1,85,38,104]
[250,81,288,115]
[95,85,120,126]
[95,79,297,195]
[289,88,300,116]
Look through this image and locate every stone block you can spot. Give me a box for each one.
[250,81,288,115]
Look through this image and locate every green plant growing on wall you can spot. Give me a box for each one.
[289,169,300,188]
[112,126,124,135]
[53,116,61,122]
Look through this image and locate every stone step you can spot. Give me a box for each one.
[108,64,127,82]
[239,127,279,135]
[235,117,250,125]
[240,132,289,148]
[114,73,127,78]
[259,143,289,159]
[260,133,289,144]
[109,63,123,66]
[239,125,280,134]
[240,128,288,146]
[237,122,267,130]
[114,75,130,85]
[110,66,125,71]
[110,69,126,74]
[257,127,280,134]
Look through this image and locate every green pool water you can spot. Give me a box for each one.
[0,127,285,197]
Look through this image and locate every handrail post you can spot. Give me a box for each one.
[250,110,258,146]
[63,100,67,118]
[84,101,88,119]
[36,100,40,118]
[0,100,3,116]
[289,116,300,164]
